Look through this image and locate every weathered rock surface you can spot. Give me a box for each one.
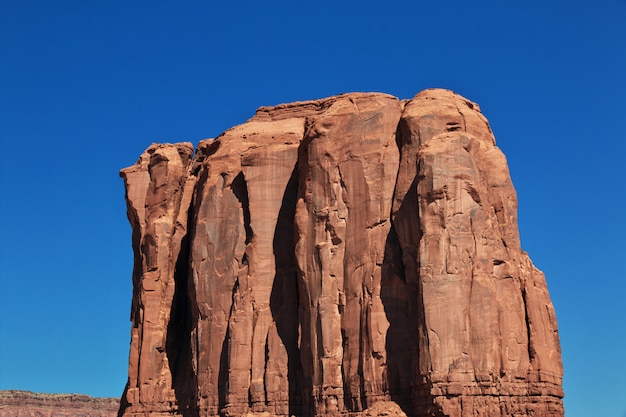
[0,390,119,417]
[119,89,563,417]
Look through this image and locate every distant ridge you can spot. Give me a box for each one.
[0,390,119,417]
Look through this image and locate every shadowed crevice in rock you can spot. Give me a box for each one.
[167,233,198,417]
[217,326,230,412]
[380,226,416,417]
[270,164,303,416]
[231,172,253,245]
[116,385,129,417]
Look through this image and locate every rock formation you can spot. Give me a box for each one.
[118,89,564,417]
[0,390,119,417]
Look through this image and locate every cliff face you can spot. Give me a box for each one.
[118,89,563,417]
[0,390,119,417]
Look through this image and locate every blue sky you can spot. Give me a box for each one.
[0,1,624,416]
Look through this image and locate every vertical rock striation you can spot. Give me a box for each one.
[119,89,563,417]
[391,90,562,416]
[293,95,401,414]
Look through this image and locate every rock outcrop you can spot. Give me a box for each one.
[118,89,563,417]
[0,390,119,417]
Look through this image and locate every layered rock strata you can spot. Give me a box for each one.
[119,89,563,417]
[0,390,119,417]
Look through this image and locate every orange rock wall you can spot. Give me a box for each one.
[119,90,563,417]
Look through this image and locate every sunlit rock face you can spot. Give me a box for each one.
[118,89,563,417]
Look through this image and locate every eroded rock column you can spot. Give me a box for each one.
[119,143,195,417]
[393,90,563,416]
[294,94,402,414]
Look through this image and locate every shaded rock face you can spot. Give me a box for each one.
[119,89,563,417]
[0,390,119,417]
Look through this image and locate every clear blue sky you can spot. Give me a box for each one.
[0,1,624,416]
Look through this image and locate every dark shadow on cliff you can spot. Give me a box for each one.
[217,325,230,412]
[381,226,417,417]
[385,144,446,416]
[117,383,129,417]
[218,171,252,412]
[166,233,199,417]
[270,164,304,416]
[232,171,253,245]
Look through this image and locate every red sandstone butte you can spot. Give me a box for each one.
[119,89,563,417]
